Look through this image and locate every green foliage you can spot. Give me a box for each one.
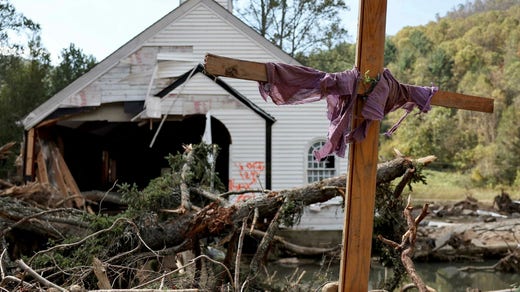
[395,47,415,74]
[297,41,355,71]
[408,30,433,56]
[31,214,123,279]
[0,42,96,146]
[121,143,224,218]
[49,43,96,94]
[513,170,520,188]
[427,48,454,89]
[0,41,95,144]
[0,6,50,141]
[0,36,51,174]
[384,37,398,66]
[495,102,520,184]
[31,144,224,288]
[35,221,139,289]
[362,70,379,93]
[381,107,474,169]
[279,196,304,227]
[167,143,224,191]
[377,0,520,185]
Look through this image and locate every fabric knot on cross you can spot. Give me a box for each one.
[258,63,438,161]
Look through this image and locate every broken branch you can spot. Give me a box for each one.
[379,199,432,292]
[16,259,67,292]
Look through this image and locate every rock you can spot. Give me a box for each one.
[462,209,475,216]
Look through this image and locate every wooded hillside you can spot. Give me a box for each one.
[381,0,520,187]
[301,0,520,187]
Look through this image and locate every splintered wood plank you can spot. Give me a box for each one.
[25,128,35,177]
[36,149,49,184]
[54,146,84,208]
[204,53,494,113]
[204,53,267,82]
[50,154,70,207]
[432,90,494,113]
[338,0,386,290]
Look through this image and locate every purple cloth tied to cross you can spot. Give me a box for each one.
[258,63,438,160]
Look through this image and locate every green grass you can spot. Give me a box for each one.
[405,169,506,203]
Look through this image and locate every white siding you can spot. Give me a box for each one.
[291,197,345,231]
[216,109,267,191]
[148,75,248,116]
[141,1,349,190]
[145,4,281,62]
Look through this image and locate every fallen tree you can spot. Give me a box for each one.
[0,154,426,252]
[0,146,436,291]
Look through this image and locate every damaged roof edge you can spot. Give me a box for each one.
[20,0,198,130]
[155,64,276,124]
[21,0,293,131]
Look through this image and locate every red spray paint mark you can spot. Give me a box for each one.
[228,161,265,199]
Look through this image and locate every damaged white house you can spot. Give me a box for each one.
[20,0,348,217]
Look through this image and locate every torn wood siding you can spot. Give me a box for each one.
[35,140,84,208]
[23,128,35,178]
[59,47,186,108]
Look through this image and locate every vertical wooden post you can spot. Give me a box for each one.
[339,0,387,290]
[24,128,35,178]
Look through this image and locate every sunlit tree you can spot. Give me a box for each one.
[235,0,349,57]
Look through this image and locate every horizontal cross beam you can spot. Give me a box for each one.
[204,53,494,113]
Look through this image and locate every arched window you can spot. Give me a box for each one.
[307,140,336,183]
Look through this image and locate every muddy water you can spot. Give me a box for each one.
[373,261,520,291]
[268,260,520,291]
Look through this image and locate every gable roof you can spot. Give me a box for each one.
[21,0,295,130]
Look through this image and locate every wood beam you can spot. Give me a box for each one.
[204,53,494,113]
[204,53,267,82]
[24,128,35,178]
[431,90,493,113]
[338,0,386,290]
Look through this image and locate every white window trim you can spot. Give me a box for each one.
[304,139,338,183]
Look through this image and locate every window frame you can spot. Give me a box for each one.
[305,139,338,183]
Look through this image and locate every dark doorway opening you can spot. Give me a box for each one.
[55,115,231,191]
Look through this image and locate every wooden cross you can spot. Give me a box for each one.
[204,0,493,290]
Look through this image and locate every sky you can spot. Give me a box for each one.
[12,0,470,64]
